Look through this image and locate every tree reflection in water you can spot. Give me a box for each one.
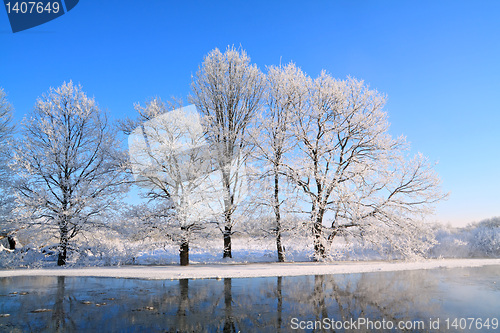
[51,276,72,332]
[223,278,236,333]
[0,266,498,332]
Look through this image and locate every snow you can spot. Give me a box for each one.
[3,219,499,269]
[0,244,13,253]
[1,258,499,280]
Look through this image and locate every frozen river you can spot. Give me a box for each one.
[1,265,499,332]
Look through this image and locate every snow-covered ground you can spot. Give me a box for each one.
[1,217,498,270]
[1,258,499,280]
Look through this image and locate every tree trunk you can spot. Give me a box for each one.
[274,171,285,262]
[58,227,68,266]
[313,224,325,260]
[7,236,15,250]
[276,231,285,262]
[179,239,189,266]
[223,225,232,258]
[313,209,326,260]
[222,167,233,259]
[57,246,67,266]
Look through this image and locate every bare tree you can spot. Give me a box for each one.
[285,73,446,260]
[190,46,265,258]
[12,82,128,265]
[0,88,17,249]
[251,63,308,261]
[125,100,214,265]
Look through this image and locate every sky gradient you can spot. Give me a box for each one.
[1,1,499,226]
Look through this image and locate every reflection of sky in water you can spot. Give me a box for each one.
[434,266,500,319]
[0,266,499,332]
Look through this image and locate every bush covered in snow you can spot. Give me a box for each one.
[430,217,500,258]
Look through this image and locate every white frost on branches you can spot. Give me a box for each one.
[280,73,446,259]
[12,82,128,265]
[190,46,265,258]
[126,101,248,264]
[0,88,15,228]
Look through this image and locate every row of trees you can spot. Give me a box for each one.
[0,46,446,266]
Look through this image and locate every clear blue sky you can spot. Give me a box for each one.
[1,1,499,226]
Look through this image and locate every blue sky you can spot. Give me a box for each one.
[1,1,499,226]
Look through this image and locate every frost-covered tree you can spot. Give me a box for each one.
[124,100,214,265]
[0,88,17,249]
[251,63,308,261]
[285,73,445,260]
[191,46,265,258]
[12,82,128,265]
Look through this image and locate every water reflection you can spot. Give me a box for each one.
[0,266,498,332]
[52,276,69,332]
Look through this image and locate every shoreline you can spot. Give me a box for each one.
[1,258,499,280]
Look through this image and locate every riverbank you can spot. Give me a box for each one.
[1,258,499,280]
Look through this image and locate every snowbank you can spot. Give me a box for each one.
[1,258,499,280]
